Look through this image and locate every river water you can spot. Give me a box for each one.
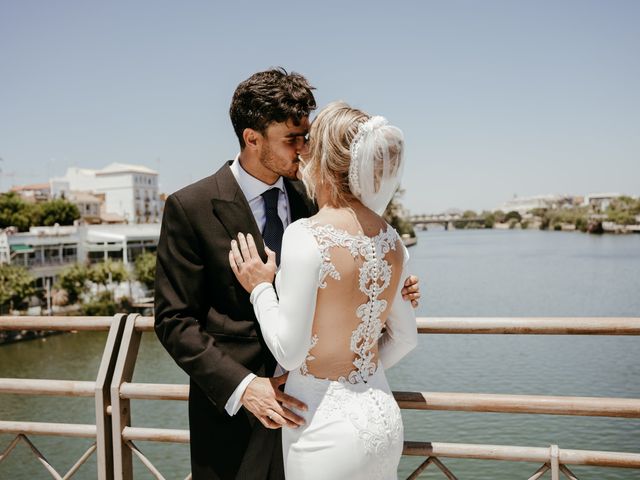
[1,229,639,479]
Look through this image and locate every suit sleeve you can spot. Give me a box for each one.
[154,194,251,412]
[249,222,322,371]
[378,244,418,369]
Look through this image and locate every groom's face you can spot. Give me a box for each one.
[258,117,310,180]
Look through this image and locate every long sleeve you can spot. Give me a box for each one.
[378,245,418,369]
[249,222,321,371]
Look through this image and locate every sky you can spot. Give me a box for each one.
[1,0,639,214]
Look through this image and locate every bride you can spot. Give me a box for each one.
[229,101,418,479]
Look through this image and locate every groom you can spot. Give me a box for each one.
[154,68,420,480]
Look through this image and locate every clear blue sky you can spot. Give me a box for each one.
[1,0,639,213]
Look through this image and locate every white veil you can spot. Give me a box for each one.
[348,116,405,215]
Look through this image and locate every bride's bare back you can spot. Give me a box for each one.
[299,207,405,383]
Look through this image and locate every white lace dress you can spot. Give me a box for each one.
[249,218,418,480]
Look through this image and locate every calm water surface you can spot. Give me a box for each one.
[1,229,639,479]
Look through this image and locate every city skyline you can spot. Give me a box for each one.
[1,0,639,214]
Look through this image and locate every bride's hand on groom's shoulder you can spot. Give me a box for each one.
[229,232,277,293]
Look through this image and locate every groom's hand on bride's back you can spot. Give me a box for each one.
[240,373,307,429]
[402,275,421,308]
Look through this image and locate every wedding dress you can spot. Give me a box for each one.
[250,217,418,480]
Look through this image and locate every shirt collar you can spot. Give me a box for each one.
[230,154,285,201]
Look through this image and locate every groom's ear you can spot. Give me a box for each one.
[243,128,260,150]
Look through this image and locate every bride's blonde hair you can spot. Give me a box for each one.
[302,101,404,214]
[301,101,368,207]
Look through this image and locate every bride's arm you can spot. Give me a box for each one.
[248,223,322,371]
[379,245,418,369]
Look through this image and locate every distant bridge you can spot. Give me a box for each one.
[408,215,486,230]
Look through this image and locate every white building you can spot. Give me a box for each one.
[583,193,623,212]
[1,223,161,286]
[498,194,576,214]
[52,163,161,224]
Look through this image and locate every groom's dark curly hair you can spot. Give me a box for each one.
[230,67,316,148]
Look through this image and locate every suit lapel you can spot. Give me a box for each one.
[210,162,266,258]
[284,178,317,222]
[210,163,316,259]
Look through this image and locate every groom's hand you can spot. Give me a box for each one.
[402,274,421,308]
[240,373,307,429]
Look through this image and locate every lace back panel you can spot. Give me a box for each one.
[299,219,404,384]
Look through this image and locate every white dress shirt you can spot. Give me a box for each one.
[224,154,291,416]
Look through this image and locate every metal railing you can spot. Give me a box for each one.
[1,315,639,479]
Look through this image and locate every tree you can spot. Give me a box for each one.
[81,290,117,316]
[493,210,506,224]
[89,259,129,288]
[0,192,35,231]
[383,188,416,237]
[134,251,156,290]
[55,263,90,305]
[504,211,522,223]
[0,264,36,311]
[32,198,80,226]
[483,212,496,229]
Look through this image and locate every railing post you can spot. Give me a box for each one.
[95,313,127,480]
[110,314,142,480]
[550,444,560,480]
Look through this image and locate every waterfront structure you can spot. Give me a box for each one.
[0,223,160,286]
[583,192,623,212]
[498,194,577,214]
[52,163,162,224]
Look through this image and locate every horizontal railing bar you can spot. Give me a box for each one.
[122,426,190,443]
[120,382,187,400]
[120,382,640,418]
[0,420,96,438]
[132,316,640,335]
[403,441,640,469]
[395,391,640,418]
[416,317,640,335]
[135,316,154,331]
[0,316,113,331]
[3,316,639,335]
[0,378,95,397]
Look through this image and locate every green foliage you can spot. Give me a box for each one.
[606,197,640,225]
[89,259,129,287]
[542,206,589,230]
[81,290,117,316]
[0,263,36,310]
[134,251,156,290]
[383,188,416,238]
[55,263,90,304]
[81,291,135,316]
[575,217,588,232]
[32,199,80,226]
[493,210,506,223]
[505,211,522,223]
[607,210,636,225]
[483,213,496,229]
[0,192,35,231]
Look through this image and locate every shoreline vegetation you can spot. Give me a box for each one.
[412,196,640,234]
